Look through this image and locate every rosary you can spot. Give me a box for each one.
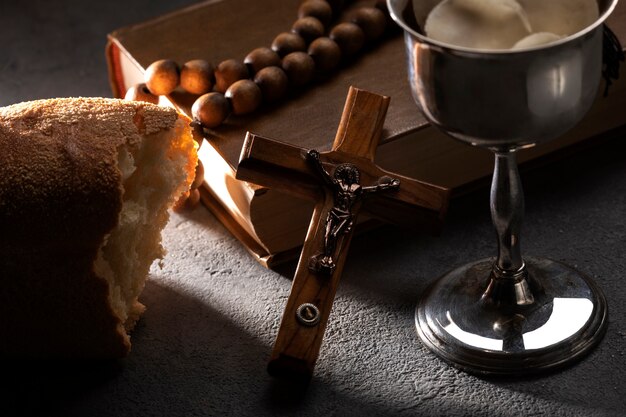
[125,0,393,208]
[127,0,391,127]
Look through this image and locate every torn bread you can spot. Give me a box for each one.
[0,98,197,357]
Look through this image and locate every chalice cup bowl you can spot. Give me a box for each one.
[388,0,619,375]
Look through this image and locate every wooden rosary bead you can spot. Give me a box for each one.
[374,0,388,14]
[291,16,325,44]
[374,0,396,29]
[214,59,249,93]
[187,188,201,208]
[324,0,345,14]
[180,59,214,95]
[144,59,180,96]
[271,32,306,57]
[173,189,201,212]
[192,92,231,128]
[124,83,159,104]
[190,121,204,145]
[349,7,387,41]
[254,66,288,104]
[281,51,316,87]
[308,37,341,72]
[329,22,365,57]
[225,79,262,115]
[191,160,205,190]
[185,188,200,210]
[244,47,281,75]
[298,0,333,28]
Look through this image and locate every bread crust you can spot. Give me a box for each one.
[0,98,185,357]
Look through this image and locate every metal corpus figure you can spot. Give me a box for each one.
[306,149,400,274]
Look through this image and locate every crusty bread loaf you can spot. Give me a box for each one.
[0,98,197,357]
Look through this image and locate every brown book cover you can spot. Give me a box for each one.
[106,0,626,267]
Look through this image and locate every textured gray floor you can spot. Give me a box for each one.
[2,1,625,416]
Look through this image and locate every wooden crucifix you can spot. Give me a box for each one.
[236,87,450,379]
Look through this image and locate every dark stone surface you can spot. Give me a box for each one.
[1,1,625,416]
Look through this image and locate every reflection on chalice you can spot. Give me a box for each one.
[388,0,619,374]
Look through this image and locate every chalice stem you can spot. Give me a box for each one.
[490,150,525,275]
[484,149,535,307]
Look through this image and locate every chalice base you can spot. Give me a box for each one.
[416,257,608,375]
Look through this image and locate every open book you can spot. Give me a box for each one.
[106,0,626,267]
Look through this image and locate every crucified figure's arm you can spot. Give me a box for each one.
[362,175,400,194]
[307,149,334,187]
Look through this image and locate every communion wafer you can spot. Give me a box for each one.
[513,32,563,49]
[519,0,599,37]
[424,0,532,49]
[423,0,599,50]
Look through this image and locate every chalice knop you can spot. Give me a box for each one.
[388,0,618,374]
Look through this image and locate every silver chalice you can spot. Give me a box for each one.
[388,0,619,374]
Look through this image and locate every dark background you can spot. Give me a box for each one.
[1,0,625,416]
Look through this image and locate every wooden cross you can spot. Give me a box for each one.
[236,87,449,379]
